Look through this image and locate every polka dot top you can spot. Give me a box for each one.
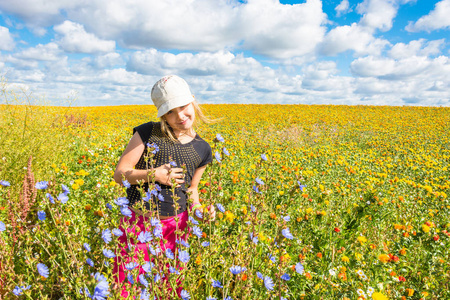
[126,121,212,216]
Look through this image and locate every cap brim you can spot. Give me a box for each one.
[157,95,194,118]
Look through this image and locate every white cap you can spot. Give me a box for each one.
[151,75,194,118]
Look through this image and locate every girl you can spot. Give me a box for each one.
[113,75,214,298]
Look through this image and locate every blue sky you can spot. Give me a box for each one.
[0,0,449,106]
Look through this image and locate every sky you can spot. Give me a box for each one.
[0,0,449,106]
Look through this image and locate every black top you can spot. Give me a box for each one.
[126,122,212,216]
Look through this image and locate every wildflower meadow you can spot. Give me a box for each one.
[1,87,449,299]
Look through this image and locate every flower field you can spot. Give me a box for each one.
[0,102,449,299]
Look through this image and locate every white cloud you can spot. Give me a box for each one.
[319,23,390,56]
[406,0,450,32]
[335,0,351,17]
[389,39,445,59]
[54,21,116,53]
[357,0,400,32]
[14,43,62,61]
[0,26,15,51]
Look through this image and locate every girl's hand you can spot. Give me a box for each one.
[155,164,185,186]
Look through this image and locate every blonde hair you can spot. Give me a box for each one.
[160,100,210,142]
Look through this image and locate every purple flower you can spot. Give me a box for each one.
[114,197,129,206]
[35,181,48,190]
[112,228,123,237]
[253,185,261,194]
[256,272,264,279]
[0,180,10,187]
[137,231,153,243]
[165,248,175,259]
[212,279,223,288]
[127,273,134,284]
[255,177,264,185]
[13,285,31,296]
[295,262,304,274]
[214,151,222,163]
[139,274,149,287]
[146,142,159,154]
[122,179,131,188]
[281,273,291,281]
[230,265,246,275]
[61,184,70,195]
[298,181,306,192]
[201,241,210,247]
[102,229,112,244]
[215,134,224,142]
[282,228,294,239]
[120,206,132,218]
[153,226,163,238]
[189,216,199,225]
[179,250,190,263]
[125,262,139,271]
[86,258,94,267]
[169,266,180,274]
[83,243,91,252]
[37,263,49,278]
[90,277,109,299]
[102,248,116,258]
[37,210,46,221]
[142,262,154,273]
[283,215,291,222]
[169,161,177,167]
[195,209,203,219]
[46,193,55,204]
[223,147,230,156]
[0,221,5,232]
[58,193,69,204]
[261,154,267,161]
[263,276,274,291]
[106,203,112,210]
[176,238,190,248]
[192,226,202,238]
[180,289,191,300]
[216,203,225,213]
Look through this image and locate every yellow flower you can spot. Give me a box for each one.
[405,289,414,296]
[378,254,390,263]
[422,224,430,233]
[372,292,388,300]
[357,236,367,244]
[341,256,350,263]
[72,183,80,190]
[224,211,235,223]
[109,181,116,186]
[74,179,84,186]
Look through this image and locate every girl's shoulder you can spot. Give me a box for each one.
[133,121,162,143]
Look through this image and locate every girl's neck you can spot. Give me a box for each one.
[173,129,196,143]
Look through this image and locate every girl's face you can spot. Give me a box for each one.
[163,102,195,134]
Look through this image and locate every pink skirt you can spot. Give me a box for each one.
[113,209,189,298]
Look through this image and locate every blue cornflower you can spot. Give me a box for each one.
[206,298,217,300]
[249,233,258,245]
[142,191,152,202]
[201,241,210,247]
[216,203,225,213]
[139,274,149,287]
[148,245,157,256]
[137,231,153,243]
[102,229,112,244]
[84,243,91,252]
[120,206,132,218]
[0,221,5,232]
[214,151,221,163]
[268,254,277,263]
[224,297,233,300]
[256,272,264,279]
[58,193,69,204]
[180,289,191,300]
[252,185,261,194]
[140,288,150,300]
[295,262,304,274]
[127,273,134,284]
[153,226,163,238]
[192,226,202,238]
[281,273,291,281]
[114,197,129,206]
[157,193,164,202]
[211,279,223,288]
[89,274,110,299]
[250,204,256,212]
[165,248,175,259]
[37,263,49,278]
[255,177,264,185]
[189,215,199,225]
[0,180,10,187]
[215,134,224,142]
[297,181,306,192]
[283,215,291,222]
[37,210,46,221]
[106,203,112,210]
[154,273,161,282]
[263,276,274,291]
[86,258,94,267]
[46,193,55,204]
[261,153,267,161]
[223,147,230,156]
[61,184,70,195]
[102,248,116,258]
[112,228,123,237]
[150,217,161,227]
[176,238,190,248]
[125,262,139,271]
[35,181,48,190]
[142,262,154,273]
[179,250,190,263]
[122,179,131,188]
[282,227,294,239]
[146,142,159,154]
[195,209,203,219]
[169,266,180,274]
[229,266,245,275]
[12,285,31,296]
[169,161,177,167]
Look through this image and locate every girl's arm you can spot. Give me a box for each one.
[114,132,185,186]
[188,165,216,219]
